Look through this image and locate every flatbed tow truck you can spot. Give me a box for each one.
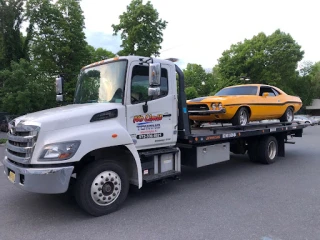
[2,56,308,216]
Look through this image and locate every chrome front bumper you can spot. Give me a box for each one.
[188,108,226,115]
[3,156,74,194]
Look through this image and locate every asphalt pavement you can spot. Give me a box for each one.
[0,126,320,240]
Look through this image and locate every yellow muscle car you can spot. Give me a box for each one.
[187,84,302,126]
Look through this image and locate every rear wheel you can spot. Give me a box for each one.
[75,160,129,216]
[279,107,294,123]
[258,136,278,164]
[231,107,249,126]
[248,136,278,164]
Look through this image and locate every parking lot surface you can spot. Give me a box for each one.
[0,126,320,240]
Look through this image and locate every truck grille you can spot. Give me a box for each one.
[6,122,39,164]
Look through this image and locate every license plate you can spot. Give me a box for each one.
[8,171,15,183]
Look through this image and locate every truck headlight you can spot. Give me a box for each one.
[39,141,81,161]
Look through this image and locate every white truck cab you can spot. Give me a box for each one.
[3,56,183,216]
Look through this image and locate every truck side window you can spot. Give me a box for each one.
[131,65,168,104]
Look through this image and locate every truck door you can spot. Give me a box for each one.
[126,61,177,150]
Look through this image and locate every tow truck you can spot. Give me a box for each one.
[2,56,307,216]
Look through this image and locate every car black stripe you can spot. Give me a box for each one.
[224,101,302,106]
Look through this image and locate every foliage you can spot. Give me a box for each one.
[309,61,320,99]
[0,59,55,115]
[0,0,32,70]
[185,86,198,99]
[0,139,7,144]
[26,0,89,103]
[87,45,115,63]
[216,29,304,94]
[112,0,167,57]
[183,63,215,97]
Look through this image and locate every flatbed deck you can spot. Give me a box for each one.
[178,121,307,145]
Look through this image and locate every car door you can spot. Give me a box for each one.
[126,61,177,150]
[258,86,283,118]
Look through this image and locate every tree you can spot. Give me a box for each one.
[309,61,320,99]
[0,0,32,70]
[217,29,304,94]
[183,63,215,96]
[185,86,198,99]
[86,45,115,63]
[111,0,167,57]
[0,59,55,114]
[26,0,89,103]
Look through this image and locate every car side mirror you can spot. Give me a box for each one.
[56,76,63,102]
[149,63,161,86]
[262,92,269,97]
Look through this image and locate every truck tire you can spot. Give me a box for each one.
[257,136,278,164]
[75,160,129,216]
[231,107,249,126]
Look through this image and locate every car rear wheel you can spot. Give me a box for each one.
[279,107,294,123]
[231,107,249,126]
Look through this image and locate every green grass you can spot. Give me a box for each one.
[0,139,7,144]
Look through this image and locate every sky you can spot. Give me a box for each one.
[80,0,320,70]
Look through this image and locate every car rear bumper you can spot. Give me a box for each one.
[3,156,74,194]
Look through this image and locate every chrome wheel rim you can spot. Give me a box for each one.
[91,171,121,206]
[240,111,248,125]
[268,141,277,159]
[286,109,293,122]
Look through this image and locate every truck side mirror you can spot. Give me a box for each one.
[56,76,63,102]
[149,63,161,86]
[148,87,161,96]
[148,63,161,97]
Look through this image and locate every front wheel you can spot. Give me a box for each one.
[75,160,129,216]
[231,107,249,126]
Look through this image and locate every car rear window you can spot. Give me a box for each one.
[215,86,258,96]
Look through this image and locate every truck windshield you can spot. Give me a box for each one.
[74,60,127,104]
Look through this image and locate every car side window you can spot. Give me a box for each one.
[259,87,276,97]
[131,65,168,104]
[271,88,280,96]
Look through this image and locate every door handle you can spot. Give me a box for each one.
[163,114,171,117]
